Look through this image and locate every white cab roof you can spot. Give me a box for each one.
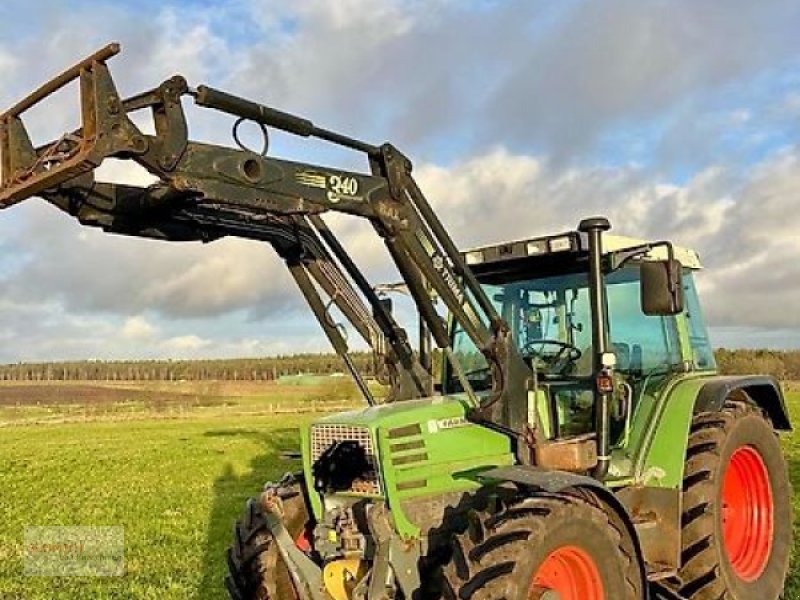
[604,234,703,269]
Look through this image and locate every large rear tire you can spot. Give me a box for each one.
[441,490,643,599]
[676,398,791,599]
[225,485,310,600]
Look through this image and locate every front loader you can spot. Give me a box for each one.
[0,44,792,600]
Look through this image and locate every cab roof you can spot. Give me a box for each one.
[604,234,702,269]
[462,231,703,271]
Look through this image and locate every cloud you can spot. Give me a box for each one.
[0,200,299,319]
[0,1,235,147]
[159,334,211,353]
[0,299,119,362]
[120,316,158,341]
[6,1,799,164]
[264,143,800,338]
[0,295,331,362]
[4,0,800,155]
[696,151,800,328]
[488,0,800,156]
[1,0,800,359]
[210,0,800,165]
[414,145,800,334]
[3,143,799,355]
[224,1,546,154]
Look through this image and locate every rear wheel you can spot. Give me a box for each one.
[441,491,643,599]
[676,399,791,599]
[225,485,310,600]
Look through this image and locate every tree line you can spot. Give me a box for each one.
[713,349,800,381]
[1,349,799,382]
[0,353,376,382]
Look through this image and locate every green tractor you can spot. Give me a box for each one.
[0,45,792,600]
[232,227,792,600]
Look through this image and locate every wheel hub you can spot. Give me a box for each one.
[721,445,774,582]
[530,546,604,600]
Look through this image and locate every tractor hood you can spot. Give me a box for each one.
[300,395,514,537]
[312,393,473,430]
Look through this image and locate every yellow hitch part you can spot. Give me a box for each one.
[323,558,365,600]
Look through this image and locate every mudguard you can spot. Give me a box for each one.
[480,465,650,599]
[638,373,791,491]
[694,375,791,430]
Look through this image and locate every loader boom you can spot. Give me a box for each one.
[0,43,531,430]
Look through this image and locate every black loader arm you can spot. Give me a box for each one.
[0,44,531,430]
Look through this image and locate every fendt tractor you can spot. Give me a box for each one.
[0,45,792,600]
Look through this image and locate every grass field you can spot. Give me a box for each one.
[0,381,798,598]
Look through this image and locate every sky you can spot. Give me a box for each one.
[1,0,800,362]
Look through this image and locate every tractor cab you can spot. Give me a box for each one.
[448,230,715,454]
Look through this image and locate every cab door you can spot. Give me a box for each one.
[605,266,683,445]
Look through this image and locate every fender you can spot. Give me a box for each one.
[638,373,791,492]
[694,375,791,430]
[480,465,650,599]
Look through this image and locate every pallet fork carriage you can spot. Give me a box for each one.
[0,42,526,418]
[1,45,792,600]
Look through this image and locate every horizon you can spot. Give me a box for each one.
[0,346,795,368]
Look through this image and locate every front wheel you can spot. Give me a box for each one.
[441,491,643,599]
[225,484,310,600]
[676,399,792,599]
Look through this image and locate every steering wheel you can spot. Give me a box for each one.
[521,339,582,372]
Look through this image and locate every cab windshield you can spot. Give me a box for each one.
[447,265,683,392]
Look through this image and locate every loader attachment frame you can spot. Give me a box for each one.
[0,43,150,206]
[0,43,532,433]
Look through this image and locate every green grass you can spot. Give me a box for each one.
[0,387,798,598]
[0,414,310,599]
[781,391,800,598]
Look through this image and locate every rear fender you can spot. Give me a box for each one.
[637,374,790,491]
[694,375,791,430]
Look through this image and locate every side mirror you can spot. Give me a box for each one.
[641,259,684,316]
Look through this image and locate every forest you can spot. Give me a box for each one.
[1,349,799,382]
[0,353,376,382]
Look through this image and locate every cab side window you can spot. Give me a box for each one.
[683,272,716,370]
[606,268,681,374]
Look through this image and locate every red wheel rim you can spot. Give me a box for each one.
[530,546,605,600]
[721,446,774,582]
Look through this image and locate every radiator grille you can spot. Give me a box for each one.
[310,424,381,495]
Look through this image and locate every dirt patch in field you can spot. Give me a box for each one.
[0,384,207,406]
[0,378,372,410]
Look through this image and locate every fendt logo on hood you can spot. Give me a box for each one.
[427,416,468,433]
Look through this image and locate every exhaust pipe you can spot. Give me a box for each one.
[579,217,613,480]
